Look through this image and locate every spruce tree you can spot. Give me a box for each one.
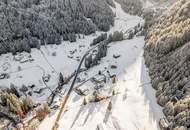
[58,72,64,86]
[83,97,87,105]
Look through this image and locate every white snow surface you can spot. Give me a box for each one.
[0,1,164,130]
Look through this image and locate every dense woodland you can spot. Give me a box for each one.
[0,0,115,55]
[144,0,190,129]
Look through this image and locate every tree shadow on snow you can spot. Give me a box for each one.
[139,58,164,128]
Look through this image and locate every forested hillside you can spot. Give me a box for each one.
[0,0,114,54]
[144,0,190,129]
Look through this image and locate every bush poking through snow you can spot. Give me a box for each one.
[0,91,33,118]
[107,101,112,111]
[35,102,50,121]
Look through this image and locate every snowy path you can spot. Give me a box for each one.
[109,2,144,33]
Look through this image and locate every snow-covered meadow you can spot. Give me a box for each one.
[0,1,164,130]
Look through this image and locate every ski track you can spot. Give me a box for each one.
[0,1,164,130]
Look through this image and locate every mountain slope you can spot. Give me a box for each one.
[144,0,190,129]
[0,0,114,55]
[38,1,164,130]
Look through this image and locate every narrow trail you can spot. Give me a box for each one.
[39,49,58,75]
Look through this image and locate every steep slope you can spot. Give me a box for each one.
[144,0,190,129]
[0,0,114,55]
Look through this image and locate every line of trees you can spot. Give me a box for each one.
[91,31,124,47]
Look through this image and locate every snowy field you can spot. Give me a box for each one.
[0,1,164,130]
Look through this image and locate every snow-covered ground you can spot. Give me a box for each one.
[0,1,164,130]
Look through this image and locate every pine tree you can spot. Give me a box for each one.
[58,72,64,86]
[83,97,87,105]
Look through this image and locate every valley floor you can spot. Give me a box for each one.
[0,1,164,130]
